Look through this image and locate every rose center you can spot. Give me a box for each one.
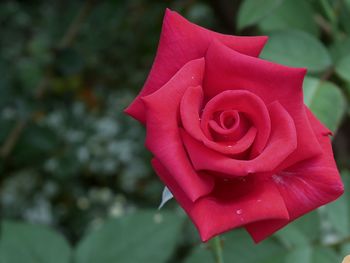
[208,110,250,143]
[198,90,271,156]
[219,110,239,130]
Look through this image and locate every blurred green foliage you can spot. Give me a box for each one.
[1,0,350,262]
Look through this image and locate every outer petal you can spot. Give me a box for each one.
[152,158,290,242]
[245,108,344,243]
[142,58,214,202]
[125,9,268,123]
[204,40,321,168]
[181,102,297,177]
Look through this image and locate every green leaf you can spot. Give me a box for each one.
[285,246,312,263]
[292,211,321,242]
[273,211,320,253]
[274,224,310,249]
[184,244,212,263]
[341,242,350,259]
[303,77,346,133]
[259,0,319,35]
[260,253,286,263]
[75,211,184,263]
[224,231,285,263]
[185,229,287,263]
[335,54,350,82]
[0,221,72,263]
[324,171,350,238]
[237,0,284,29]
[303,77,321,106]
[329,38,350,63]
[312,247,342,263]
[283,246,340,263]
[261,30,332,73]
[339,3,350,35]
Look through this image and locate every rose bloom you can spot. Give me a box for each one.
[125,9,343,242]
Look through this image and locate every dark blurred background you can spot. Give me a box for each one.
[1,0,350,262]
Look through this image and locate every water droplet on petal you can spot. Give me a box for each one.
[236,209,243,215]
[257,199,262,203]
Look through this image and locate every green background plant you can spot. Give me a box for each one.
[1,0,350,262]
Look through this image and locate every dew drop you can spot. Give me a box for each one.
[257,199,262,203]
[236,209,243,215]
[227,145,232,148]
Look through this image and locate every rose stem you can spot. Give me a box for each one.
[210,236,224,263]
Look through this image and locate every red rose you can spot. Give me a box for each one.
[125,9,343,242]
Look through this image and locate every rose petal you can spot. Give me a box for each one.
[219,110,240,130]
[142,58,214,202]
[204,40,322,167]
[245,108,343,243]
[201,90,271,157]
[125,9,268,123]
[180,86,257,155]
[152,158,290,242]
[182,101,297,177]
[208,110,251,141]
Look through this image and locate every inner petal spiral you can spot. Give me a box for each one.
[180,86,270,157]
[200,89,271,157]
[220,110,238,129]
[209,110,251,142]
